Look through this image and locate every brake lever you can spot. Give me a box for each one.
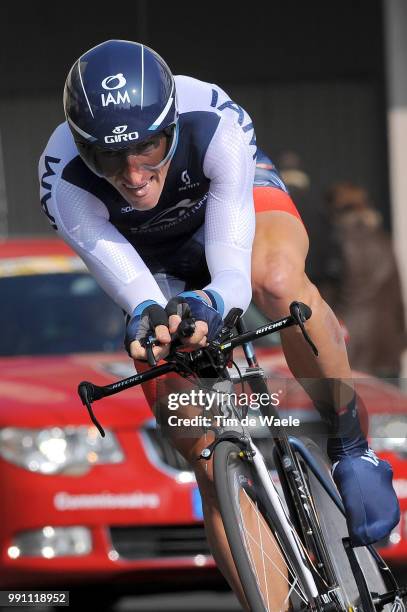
[143,337,157,367]
[78,381,106,437]
[289,301,319,356]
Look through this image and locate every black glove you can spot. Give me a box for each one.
[165,290,223,341]
[125,300,168,356]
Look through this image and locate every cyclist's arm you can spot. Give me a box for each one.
[45,179,167,315]
[203,117,256,316]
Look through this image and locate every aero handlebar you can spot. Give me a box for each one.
[78,301,316,437]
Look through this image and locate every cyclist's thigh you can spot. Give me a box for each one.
[254,184,304,222]
[252,188,309,268]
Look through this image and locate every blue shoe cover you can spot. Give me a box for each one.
[331,448,400,546]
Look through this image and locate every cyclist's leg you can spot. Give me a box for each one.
[251,186,400,546]
[251,185,353,409]
[135,359,249,610]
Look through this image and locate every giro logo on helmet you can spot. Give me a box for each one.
[104,127,139,144]
[112,125,128,134]
[101,73,127,90]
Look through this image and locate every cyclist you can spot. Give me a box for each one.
[39,40,399,604]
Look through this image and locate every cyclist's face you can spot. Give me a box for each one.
[106,134,170,211]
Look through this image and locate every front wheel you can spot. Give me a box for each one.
[214,440,310,612]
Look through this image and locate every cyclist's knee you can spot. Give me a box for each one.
[252,249,305,306]
[253,252,325,318]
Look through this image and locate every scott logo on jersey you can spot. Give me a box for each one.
[179,169,200,192]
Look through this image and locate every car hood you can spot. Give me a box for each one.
[0,353,151,429]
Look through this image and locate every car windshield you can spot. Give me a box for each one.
[0,267,280,357]
[0,272,125,356]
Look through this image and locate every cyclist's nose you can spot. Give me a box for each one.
[122,155,149,185]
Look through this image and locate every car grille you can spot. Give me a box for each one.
[109,525,210,559]
[142,426,192,471]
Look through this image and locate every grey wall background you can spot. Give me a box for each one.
[0,0,388,235]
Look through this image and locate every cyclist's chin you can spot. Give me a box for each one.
[123,190,160,211]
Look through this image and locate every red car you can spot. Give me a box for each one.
[0,238,406,596]
[0,238,218,600]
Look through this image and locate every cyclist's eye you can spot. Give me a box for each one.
[136,143,154,154]
[135,136,162,155]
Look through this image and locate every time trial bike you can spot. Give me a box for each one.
[78,302,406,612]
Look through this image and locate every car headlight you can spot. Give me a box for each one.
[369,414,407,456]
[8,526,92,558]
[0,426,124,475]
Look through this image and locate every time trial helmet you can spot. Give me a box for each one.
[63,39,178,177]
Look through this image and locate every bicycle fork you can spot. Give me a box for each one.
[248,437,320,603]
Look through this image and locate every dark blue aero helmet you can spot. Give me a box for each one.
[63,40,179,176]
